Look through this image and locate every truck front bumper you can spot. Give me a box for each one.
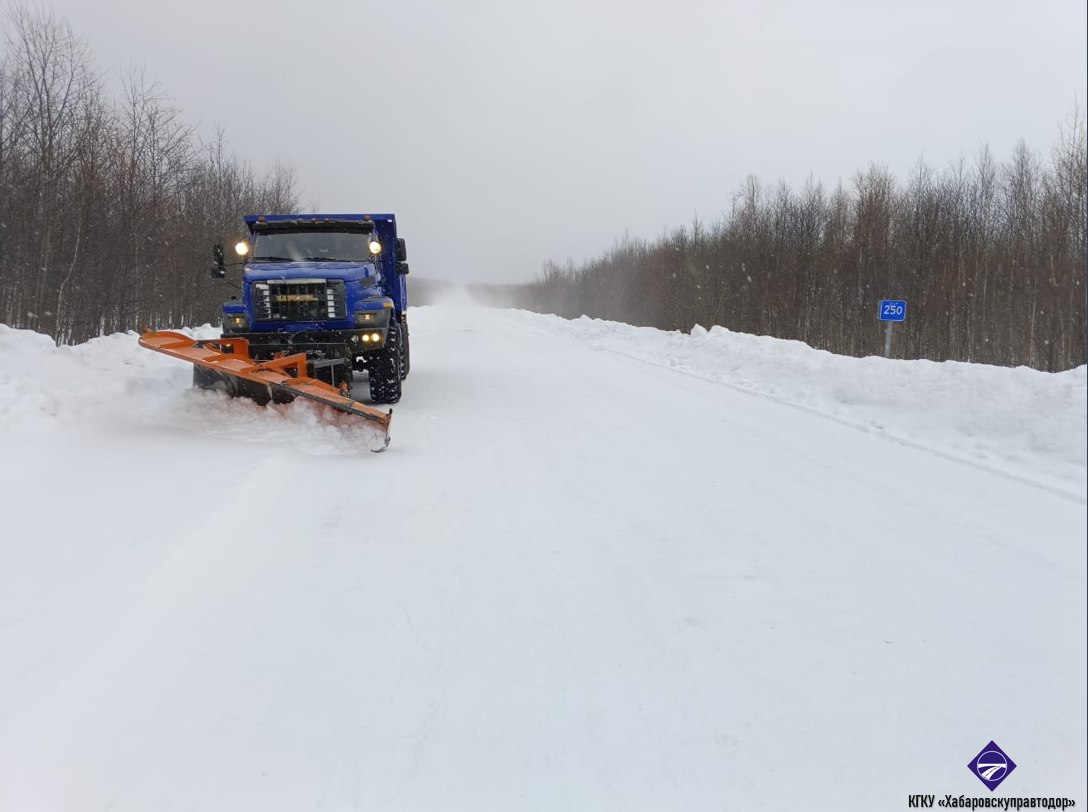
[220,327,388,359]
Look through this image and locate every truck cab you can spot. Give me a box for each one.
[211,213,410,403]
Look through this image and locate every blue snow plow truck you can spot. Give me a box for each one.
[209,213,410,404]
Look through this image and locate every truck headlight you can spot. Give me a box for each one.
[354,308,391,328]
[223,313,249,332]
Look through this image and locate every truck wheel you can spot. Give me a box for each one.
[369,323,402,404]
[399,322,410,381]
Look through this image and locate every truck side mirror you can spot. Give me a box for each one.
[211,243,226,278]
[397,261,409,275]
[396,238,407,262]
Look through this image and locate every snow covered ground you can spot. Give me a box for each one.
[0,303,1084,810]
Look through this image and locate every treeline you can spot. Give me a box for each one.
[0,5,297,344]
[513,125,1086,371]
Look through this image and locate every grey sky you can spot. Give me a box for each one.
[41,0,1088,283]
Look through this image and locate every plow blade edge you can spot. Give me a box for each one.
[139,330,391,449]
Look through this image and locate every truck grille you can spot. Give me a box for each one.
[252,280,346,322]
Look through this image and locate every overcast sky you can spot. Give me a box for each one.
[35,0,1088,283]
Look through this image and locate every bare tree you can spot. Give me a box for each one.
[0,3,300,344]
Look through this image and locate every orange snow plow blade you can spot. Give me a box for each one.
[139,330,391,449]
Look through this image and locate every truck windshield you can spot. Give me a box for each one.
[251,229,371,262]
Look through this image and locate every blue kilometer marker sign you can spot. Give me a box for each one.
[879,299,907,322]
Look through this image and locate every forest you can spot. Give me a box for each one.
[0,5,297,344]
[509,127,1086,371]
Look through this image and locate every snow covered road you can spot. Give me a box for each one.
[1,304,1084,810]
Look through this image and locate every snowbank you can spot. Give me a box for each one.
[0,324,385,453]
[515,312,1088,499]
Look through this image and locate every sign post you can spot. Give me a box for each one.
[878,299,907,358]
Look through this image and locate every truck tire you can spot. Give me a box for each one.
[399,321,410,381]
[369,322,402,404]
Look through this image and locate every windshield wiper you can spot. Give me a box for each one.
[251,255,294,262]
[299,256,353,262]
